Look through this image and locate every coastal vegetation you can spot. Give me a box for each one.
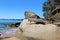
[43,0,60,20]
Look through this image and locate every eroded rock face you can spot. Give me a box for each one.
[24,11,40,19]
[15,11,60,40]
[50,5,60,22]
[24,11,49,24]
[16,19,60,40]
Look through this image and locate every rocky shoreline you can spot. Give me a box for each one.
[0,11,60,40]
[15,11,60,40]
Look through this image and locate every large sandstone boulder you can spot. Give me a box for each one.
[15,11,60,40]
[15,19,60,40]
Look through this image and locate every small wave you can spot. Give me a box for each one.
[0,29,17,38]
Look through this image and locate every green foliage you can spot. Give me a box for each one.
[43,0,57,19]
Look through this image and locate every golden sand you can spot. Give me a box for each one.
[4,36,20,40]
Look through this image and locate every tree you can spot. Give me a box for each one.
[43,0,57,19]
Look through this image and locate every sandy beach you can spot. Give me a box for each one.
[0,29,18,40]
[4,36,20,40]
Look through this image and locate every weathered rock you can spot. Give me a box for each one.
[28,18,49,24]
[7,23,20,28]
[16,19,60,40]
[24,11,40,19]
[50,5,60,21]
[24,11,49,24]
[15,11,60,40]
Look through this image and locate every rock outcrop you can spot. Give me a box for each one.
[7,23,20,28]
[50,5,60,21]
[24,11,49,24]
[24,11,40,19]
[15,11,60,40]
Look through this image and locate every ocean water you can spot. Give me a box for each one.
[0,19,23,38]
[0,19,23,30]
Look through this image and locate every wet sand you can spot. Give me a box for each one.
[4,36,20,40]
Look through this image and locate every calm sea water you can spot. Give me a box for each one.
[0,19,22,30]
